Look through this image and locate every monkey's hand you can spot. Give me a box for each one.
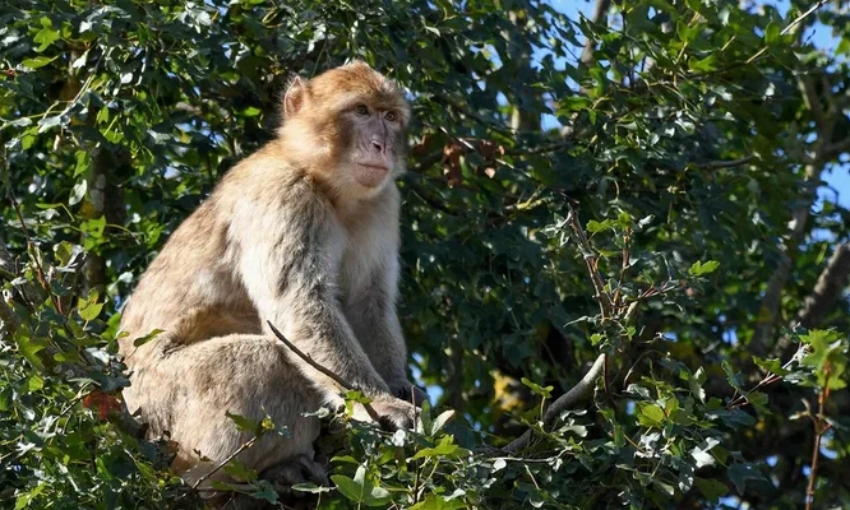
[354,395,418,431]
[390,382,429,409]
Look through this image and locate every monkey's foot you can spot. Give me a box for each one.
[263,455,328,491]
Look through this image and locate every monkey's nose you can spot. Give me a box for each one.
[371,141,385,155]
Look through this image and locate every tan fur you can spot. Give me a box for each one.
[118,62,423,501]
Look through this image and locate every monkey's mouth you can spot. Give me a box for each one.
[353,163,390,187]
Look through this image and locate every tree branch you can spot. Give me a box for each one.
[798,243,850,329]
[567,206,613,319]
[266,321,381,423]
[750,159,824,355]
[822,135,850,161]
[580,0,612,66]
[695,155,754,170]
[503,354,606,453]
[191,435,261,490]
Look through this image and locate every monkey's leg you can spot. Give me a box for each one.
[125,334,324,487]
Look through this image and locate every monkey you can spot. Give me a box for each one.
[116,61,428,500]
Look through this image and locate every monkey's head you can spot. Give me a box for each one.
[279,61,410,199]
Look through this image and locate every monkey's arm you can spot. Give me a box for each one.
[345,259,428,405]
[236,195,392,401]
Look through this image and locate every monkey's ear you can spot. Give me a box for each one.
[284,76,306,119]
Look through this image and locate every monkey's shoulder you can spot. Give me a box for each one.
[215,152,329,209]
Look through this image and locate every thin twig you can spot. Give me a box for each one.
[191,435,260,490]
[566,206,613,319]
[502,205,615,453]
[267,321,381,422]
[695,155,755,170]
[805,369,831,510]
[745,0,828,65]
[781,0,828,37]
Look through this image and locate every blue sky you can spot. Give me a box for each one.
[547,0,850,210]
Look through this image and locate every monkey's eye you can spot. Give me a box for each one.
[385,111,397,122]
[355,104,369,116]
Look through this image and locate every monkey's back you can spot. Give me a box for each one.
[117,154,289,363]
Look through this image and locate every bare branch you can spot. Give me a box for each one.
[798,75,825,128]
[822,135,850,161]
[191,435,261,490]
[750,160,823,355]
[745,0,829,65]
[781,0,829,37]
[542,354,606,425]
[580,0,612,66]
[409,150,444,174]
[798,243,850,329]
[267,321,381,423]
[503,354,606,453]
[566,206,613,319]
[695,155,754,170]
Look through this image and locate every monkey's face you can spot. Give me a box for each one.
[339,101,406,191]
[280,61,410,200]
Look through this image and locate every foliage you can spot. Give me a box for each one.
[3,0,850,508]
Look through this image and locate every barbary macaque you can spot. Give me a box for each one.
[117,61,426,498]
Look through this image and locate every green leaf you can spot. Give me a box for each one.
[33,27,61,51]
[69,179,87,206]
[689,366,706,403]
[23,375,44,393]
[412,435,467,460]
[753,356,788,376]
[21,56,56,70]
[332,474,366,503]
[689,260,720,276]
[133,329,164,347]
[410,494,468,510]
[694,477,727,501]
[81,216,107,239]
[721,359,743,392]
[225,412,261,433]
[223,459,258,482]
[15,482,46,510]
[15,334,49,371]
[637,403,666,427]
[73,151,90,178]
[586,219,615,233]
[689,54,718,72]
[521,377,554,398]
[764,21,780,44]
[800,329,848,390]
[78,298,104,321]
[431,409,456,435]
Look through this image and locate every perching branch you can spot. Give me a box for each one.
[503,354,606,453]
[266,321,381,423]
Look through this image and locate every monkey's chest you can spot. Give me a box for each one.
[336,226,393,300]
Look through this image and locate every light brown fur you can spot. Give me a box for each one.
[118,62,424,503]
